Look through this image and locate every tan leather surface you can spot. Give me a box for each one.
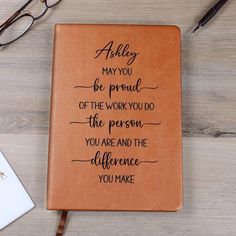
[47,24,182,211]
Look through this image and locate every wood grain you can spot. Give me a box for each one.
[1,135,236,236]
[0,0,236,235]
[0,0,236,137]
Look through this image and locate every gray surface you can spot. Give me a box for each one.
[0,0,236,235]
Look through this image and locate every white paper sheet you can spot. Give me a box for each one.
[0,150,35,230]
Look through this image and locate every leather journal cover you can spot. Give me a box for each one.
[47,24,182,211]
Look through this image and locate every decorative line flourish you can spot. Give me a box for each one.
[72,159,91,163]
[71,159,158,166]
[69,121,89,125]
[139,86,158,91]
[70,122,161,127]
[71,151,158,170]
[73,83,158,93]
[141,122,161,127]
[73,78,159,100]
[74,85,94,89]
[137,160,158,165]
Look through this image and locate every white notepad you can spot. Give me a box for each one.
[0,150,35,230]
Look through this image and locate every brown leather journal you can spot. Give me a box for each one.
[47,24,182,212]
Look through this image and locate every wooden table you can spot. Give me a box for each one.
[1,0,236,235]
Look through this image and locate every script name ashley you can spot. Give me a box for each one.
[94,40,139,65]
